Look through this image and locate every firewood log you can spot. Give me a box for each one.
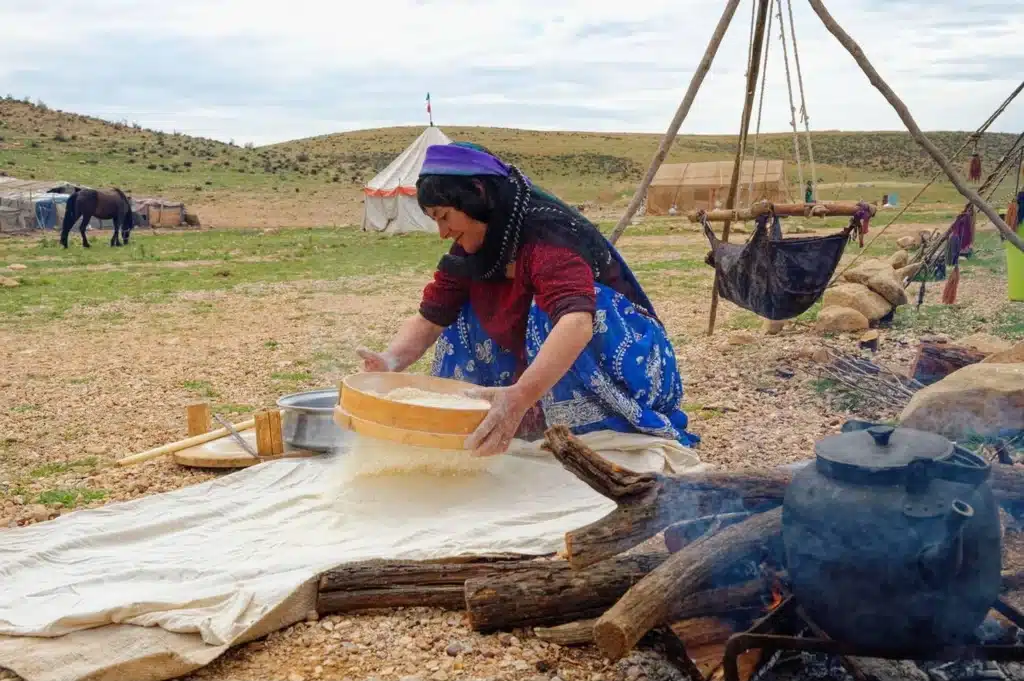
[592,508,783,661]
[910,341,987,386]
[464,552,667,632]
[542,425,788,568]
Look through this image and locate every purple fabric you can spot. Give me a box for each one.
[420,143,511,178]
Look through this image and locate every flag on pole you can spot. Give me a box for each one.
[426,92,433,126]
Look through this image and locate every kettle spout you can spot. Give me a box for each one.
[919,499,974,586]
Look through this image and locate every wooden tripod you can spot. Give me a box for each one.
[606,0,1024,336]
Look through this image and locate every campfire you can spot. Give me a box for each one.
[315,422,1024,681]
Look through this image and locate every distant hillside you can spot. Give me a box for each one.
[0,97,1017,226]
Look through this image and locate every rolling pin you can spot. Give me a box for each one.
[116,418,256,466]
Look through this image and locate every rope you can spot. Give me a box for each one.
[827,83,1024,285]
[785,0,816,199]
[748,0,775,201]
[776,0,804,194]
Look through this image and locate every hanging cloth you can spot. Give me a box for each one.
[700,204,866,320]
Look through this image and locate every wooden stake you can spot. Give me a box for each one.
[806,0,1024,254]
[186,402,211,437]
[268,409,284,456]
[608,0,743,245]
[254,411,274,457]
[707,0,773,336]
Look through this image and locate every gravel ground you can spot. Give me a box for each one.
[1,229,1022,681]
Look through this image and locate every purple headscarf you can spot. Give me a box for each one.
[420,142,514,179]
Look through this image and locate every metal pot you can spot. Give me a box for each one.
[276,388,346,452]
[782,424,1002,650]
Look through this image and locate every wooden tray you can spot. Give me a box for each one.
[335,373,491,450]
[173,429,319,469]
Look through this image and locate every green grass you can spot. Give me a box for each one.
[0,228,444,326]
[29,457,99,478]
[182,379,218,398]
[36,487,107,508]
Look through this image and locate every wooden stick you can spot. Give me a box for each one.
[707,0,773,336]
[186,402,210,437]
[534,619,596,646]
[592,508,783,661]
[116,418,256,466]
[254,411,274,457]
[806,0,1024,254]
[608,0,743,245]
[268,409,284,456]
[687,200,874,223]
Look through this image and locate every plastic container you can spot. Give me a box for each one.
[1008,232,1024,301]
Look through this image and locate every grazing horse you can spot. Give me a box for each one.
[60,188,134,248]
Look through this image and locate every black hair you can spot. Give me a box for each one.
[415,174,502,223]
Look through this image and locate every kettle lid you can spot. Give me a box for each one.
[815,424,955,482]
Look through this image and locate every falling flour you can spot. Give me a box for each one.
[324,385,494,487]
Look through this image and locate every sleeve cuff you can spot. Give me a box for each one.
[420,301,462,328]
[548,295,596,326]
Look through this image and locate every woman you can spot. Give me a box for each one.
[357,142,699,457]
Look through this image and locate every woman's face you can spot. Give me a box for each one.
[426,206,487,253]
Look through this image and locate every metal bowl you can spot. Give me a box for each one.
[276,388,345,452]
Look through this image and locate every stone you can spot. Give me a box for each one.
[28,504,50,523]
[849,658,929,681]
[889,249,910,269]
[842,259,892,286]
[727,331,757,346]
[958,333,1013,356]
[513,661,531,672]
[446,642,464,657]
[822,283,892,322]
[288,674,305,681]
[897,236,918,249]
[896,262,923,282]
[305,610,319,622]
[0,277,19,288]
[983,341,1024,365]
[862,267,909,307]
[815,306,870,334]
[320,620,334,631]
[899,363,1024,439]
[84,445,108,456]
[811,348,831,363]
[627,666,644,681]
[762,319,785,335]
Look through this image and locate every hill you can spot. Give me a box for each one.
[0,97,1018,227]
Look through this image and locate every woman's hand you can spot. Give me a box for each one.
[463,386,532,457]
[356,348,398,372]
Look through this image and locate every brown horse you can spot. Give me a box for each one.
[60,188,134,248]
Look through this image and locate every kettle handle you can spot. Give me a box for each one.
[906,446,990,492]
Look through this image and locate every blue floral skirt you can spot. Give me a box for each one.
[430,283,700,447]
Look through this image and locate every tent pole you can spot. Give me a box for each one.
[706,0,773,336]
[806,0,1024,254]
[608,0,743,245]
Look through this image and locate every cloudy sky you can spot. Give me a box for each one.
[1,0,1022,146]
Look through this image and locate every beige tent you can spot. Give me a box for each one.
[644,160,791,215]
[362,126,452,234]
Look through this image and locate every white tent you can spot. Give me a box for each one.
[361,125,452,234]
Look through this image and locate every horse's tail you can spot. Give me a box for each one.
[61,191,78,231]
[113,188,134,230]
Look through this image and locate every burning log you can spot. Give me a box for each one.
[542,425,789,568]
[592,508,783,661]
